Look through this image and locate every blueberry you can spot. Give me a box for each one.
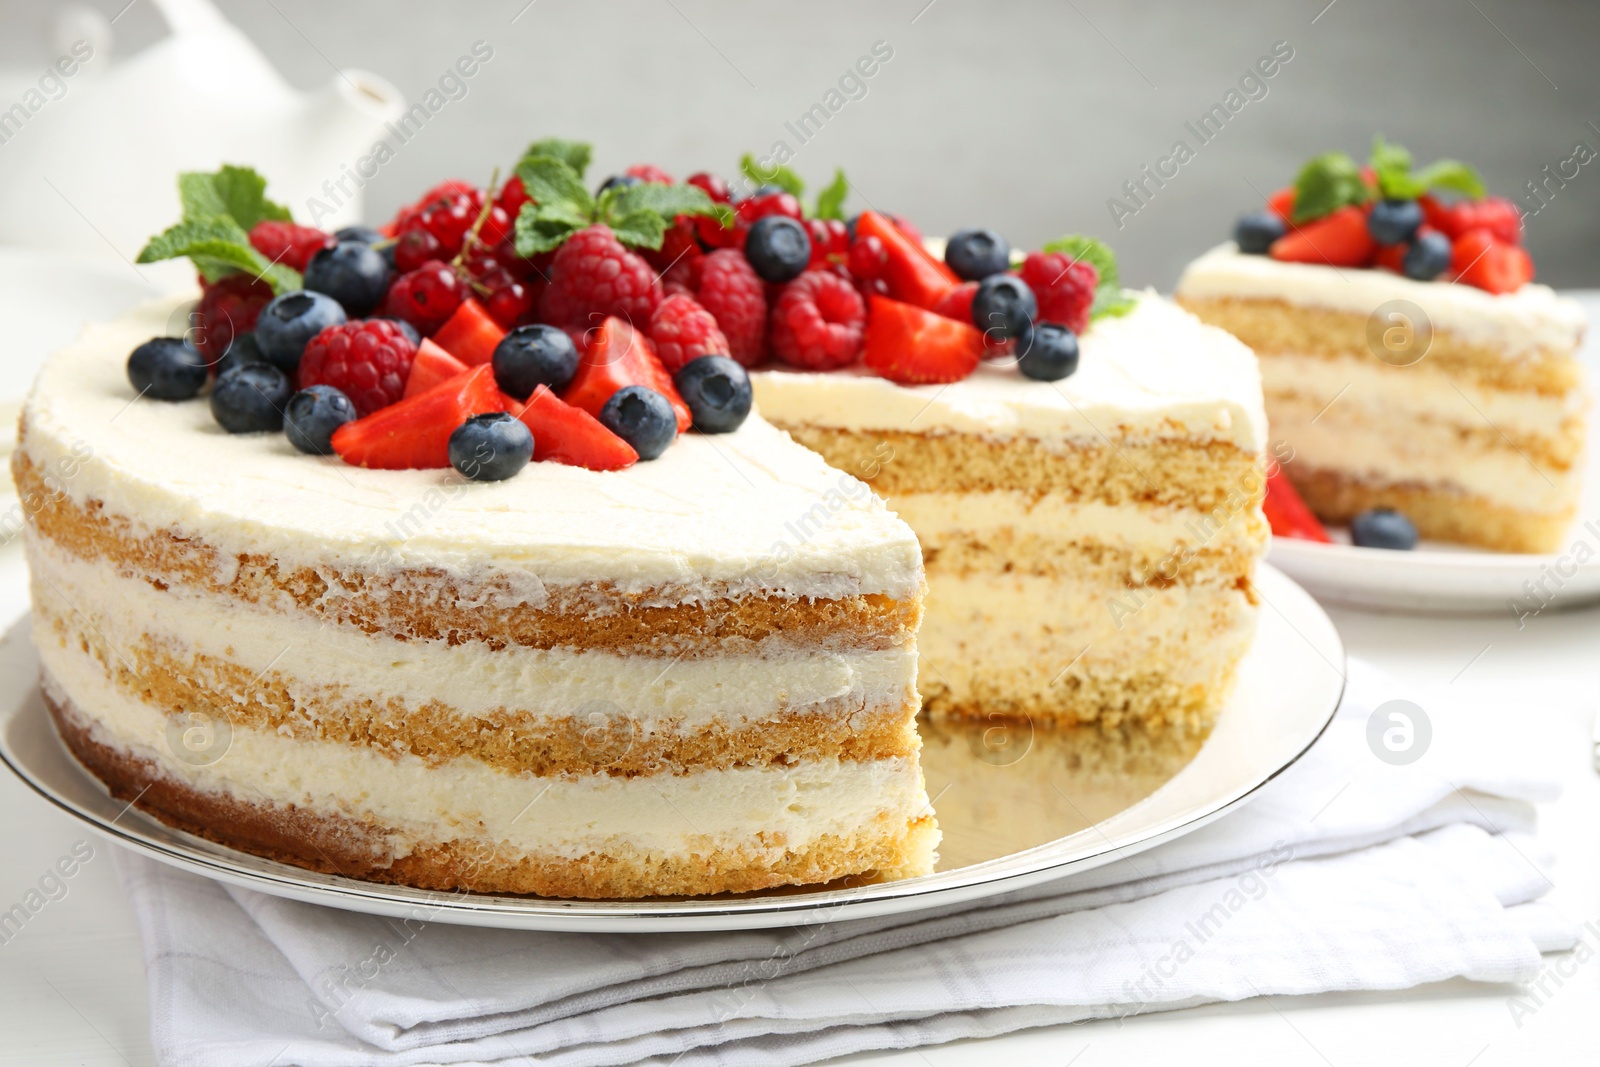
[126,337,207,400]
[304,242,392,317]
[845,213,860,240]
[1403,231,1452,282]
[944,228,1011,281]
[210,363,291,434]
[970,275,1036,342]
[214,331,268,379]
[254,290,345,374]
[1015,323,1080,381]
[492,324,580,400]
[599,385,677,460]
[752,183,788,197]
[674,355,752,434]
[333,225,386,246]
[743,216,812,284]
[283,385,357,455]
[1350,508,1418,550]
[1234,210,1287,255]
[448,412,533,481]
[596,174,640,196]
[1367,199,1424,245]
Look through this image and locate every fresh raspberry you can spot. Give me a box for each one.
[1018,252,1099,333]
[690,249,768,366]
[769,270,867,370]
[542,225,663,329]
[649,293,730,372]
[625,163,674,184]
[194,272,274,366]
[383,259,465,336]
[247,221,333,272]
[298,320,419,416]
[640,216,704,274]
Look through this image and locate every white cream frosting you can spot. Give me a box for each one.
[1176,243,1588,358]
[750,292,1267,453]
[21,297,922,602]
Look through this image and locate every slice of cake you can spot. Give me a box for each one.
[18,296,935,899]
[1177,139,1588,553]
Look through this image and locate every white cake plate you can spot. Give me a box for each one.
[1267,291,1600,616]
[0,563,1344,933]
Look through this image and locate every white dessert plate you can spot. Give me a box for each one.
[0,564,1344,933]
[1267,290,1600,615]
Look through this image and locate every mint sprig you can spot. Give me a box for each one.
[1291,151,1372,224]
[138,165,301,293]
[1369,136,1484,200]
[515,137,592,179]
[740,153,805,198]
[511,151,729,256]
[1040,235,1137,322]
[813,169,849,221]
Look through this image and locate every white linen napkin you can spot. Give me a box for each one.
[116,658,1574,1067]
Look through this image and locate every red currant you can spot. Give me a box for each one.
[394,228,443,273]
[497,175,532,220]
[849,235,889,280]
[686,172,731,203]
[383,259,464,335]
[420,192,479,257]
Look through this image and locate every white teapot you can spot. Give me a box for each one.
[0,0,402,263]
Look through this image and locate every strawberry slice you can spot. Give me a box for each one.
[1267,187,1296,223]
[1268,206,1376,267]
[1451,229,1534,294]
[1372,242,1408,274]
[862,294,984,384]
[931,281,978,323]
[517,385,638,471]
[331,364,505,469]
[854,211,957,310]
[1263,468,1331,543]
[561,316,691,432]
[430,297,506,366]
[402,338,470,400]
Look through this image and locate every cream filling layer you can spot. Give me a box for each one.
[29,536,917,729]
[1177,243,1588,358]
[41,635,928,859]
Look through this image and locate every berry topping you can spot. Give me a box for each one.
[402,339,470,400]
[1350,508,1418,550]
[805,218,849,271]
[596,174,641,196]
[970,274,1036,343]
[246,220,333,273]
[686,172,732,203]
[211,363,291,434]
[1423,194,1523,245]
[1267,187,1296,222]
[599,385,678,461]
[1268,205,1375,267]
[332,364,504,469]
[449,412,533,481]
[649,293,730,373]
[304,242,392,317]
[847,234,888,280]
[383,259,465,336]
[127,337,207,400]
[430,297,507,367]
[215,331,267,379]
[624,163,674,184]
[854,210,957,310]
[863,295,985,385]
[254,290,347,374]
[1262,468,1331,543]
[194,272,273,366]
[516,385,638,471]
[931,281,978,324]
[541,224,662,329]
[743,216,812,284]
[943,228,1011,281]
[562,316,691,432]
[674,355,752,434]
[393,228,445,273]
[334,226,386,246]
[283,385,358,455]
[1015,323,1080,382]
[493,324,581,400]
[1402,231,1452,282]
[1017,252,1098,335]
[688,249,768,366]
[297,319,418,417]
[1450,229,1534,294]
[769,270,867,371]
[1233,210,1287,255]
[1366,199,1423,245]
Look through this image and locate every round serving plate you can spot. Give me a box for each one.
[1268,291,1600,616]
[0,563,1345,933]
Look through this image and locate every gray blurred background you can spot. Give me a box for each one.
[4,0,1598,288]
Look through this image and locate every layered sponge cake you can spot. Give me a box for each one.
[753,293,1268,732]
[18,296,936,899]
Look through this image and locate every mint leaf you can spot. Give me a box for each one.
[518,138,592,179]
[813,169,849,221]
[1368,136,1412,177]
[740,153,805,199]
[1291,151,1371,223]
[178,165,293,231]
[1039,234,1136,323]
[513,208,580,255]
[606,210,667,250]
[605,181,730,224]
[137,217,300,293]
[1411,158,1485,199]
[514,156,594,216]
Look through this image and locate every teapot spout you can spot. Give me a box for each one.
[285,71,404,231]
